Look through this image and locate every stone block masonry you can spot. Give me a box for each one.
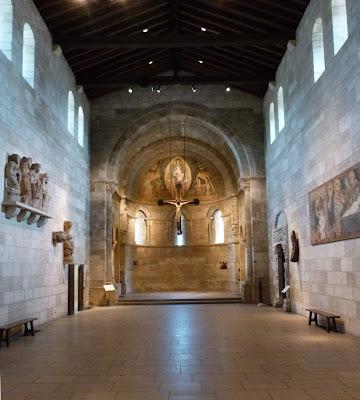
[264,0,360,335]
[0,0,90,327]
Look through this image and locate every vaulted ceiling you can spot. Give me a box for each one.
[33,0,310,99]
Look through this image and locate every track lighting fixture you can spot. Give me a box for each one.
[226,86,231,92]
[191,85,197,93]
[128,86,133,93]
[151,85,161,93]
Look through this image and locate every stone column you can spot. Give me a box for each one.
[89,179,117,306]
[105,182,117,283]
[119,197,128,294]
[239,178,254,302]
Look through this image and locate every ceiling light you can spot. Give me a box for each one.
[149,60,153,65]
[226,86,231,92]
[128,86,133,93]
[143,28,149,33]
[156,85,161,93]
[201,27,207,32]
[191,85,197,93]
[198,60,204,64]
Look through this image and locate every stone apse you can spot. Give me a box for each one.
[89,99,269,305]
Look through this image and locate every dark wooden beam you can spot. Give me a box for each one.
[55,32,289,49]
[170,0,179,77]
[79,75,273,88]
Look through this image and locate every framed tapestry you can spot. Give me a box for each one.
[309,162,360,245]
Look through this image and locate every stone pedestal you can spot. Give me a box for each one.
[241,281,255,303]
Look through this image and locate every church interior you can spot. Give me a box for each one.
[1,0,360,398]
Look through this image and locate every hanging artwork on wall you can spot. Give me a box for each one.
[309,162,360,245]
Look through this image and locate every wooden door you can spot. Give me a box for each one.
[68,264,75,315]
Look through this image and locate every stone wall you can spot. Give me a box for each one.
[0,0,90,327]
[125,243,238,293]
[264,0,360,335]
[118,197,239,293]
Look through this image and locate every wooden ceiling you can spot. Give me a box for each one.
[33,0,310,99]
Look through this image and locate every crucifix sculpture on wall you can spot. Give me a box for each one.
[158,182,199,235]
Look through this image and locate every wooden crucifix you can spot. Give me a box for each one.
[158,182,199,235]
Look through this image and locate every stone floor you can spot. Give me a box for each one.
[1,304,360,400]
[118,291,242,300]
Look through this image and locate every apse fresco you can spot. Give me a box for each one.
[164,157,192,198]
[140,157,217,201]
[309,162,360,245]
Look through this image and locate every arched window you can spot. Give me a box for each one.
[269,103,276,144]
[135,211,146,245]
[278,87,285,132]
[0,0,13,61]
[67,91,75,135]
[78,106,84,147]
[312,18,325,82]
[175,214,185,246]
[332,0,348,55]
[214,210,224,244]
[22,23,35,87]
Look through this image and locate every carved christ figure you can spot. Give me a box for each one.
[163,198,193,235]
[158,182,199,235]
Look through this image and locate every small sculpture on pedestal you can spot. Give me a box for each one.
[5,154,21,202]
[53,221,74,264]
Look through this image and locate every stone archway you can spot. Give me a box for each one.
[88,100,268,304]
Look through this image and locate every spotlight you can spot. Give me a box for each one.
[149,60,153,65]
[201,27,207,32]
[198,60,204,64]
[191,85,197,93]
[156,85,161,93]
[128,86,133,93]
[226,86,231,92]
[143,28,149,33]
[151,86,155,92]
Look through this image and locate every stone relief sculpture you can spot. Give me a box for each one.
[231,197,239,235]
[29,163,42,209]
[20,157,32,204]
[3,154,51,227]
[53,221,74,264]
[290,230,299,262]
[4,154,21,202]
[4,154,51,212]
[63,221,74,263]
[40,173,51,212]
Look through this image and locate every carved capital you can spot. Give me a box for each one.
[106,183,116,194]
[239,178,250,192]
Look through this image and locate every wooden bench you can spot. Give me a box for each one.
[0,318,38,347]
[305,309,340,333]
